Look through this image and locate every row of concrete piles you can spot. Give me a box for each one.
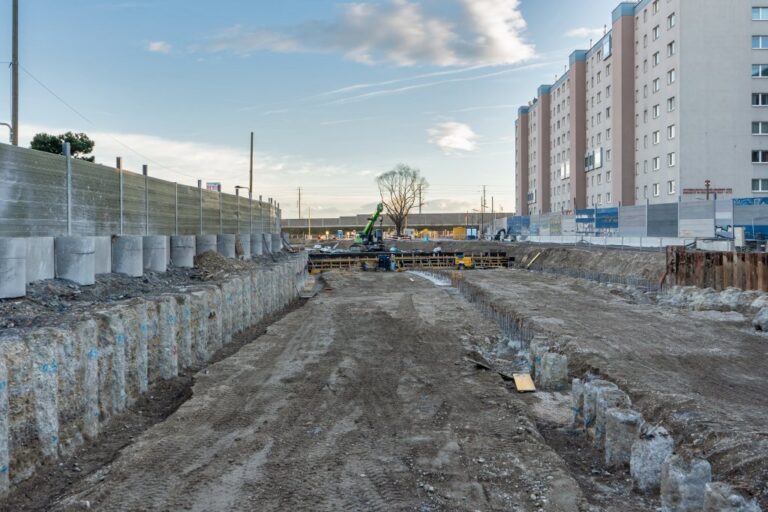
[442,272,760,511]
[0,233,285,299]
[0,251,308,495]
[572,376,761,510]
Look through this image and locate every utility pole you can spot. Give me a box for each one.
[308,207,311,240]
[297,187,302,219]
[249,132,254,195]
[11,0,19,146]
[481,186,487,239]
[418,184,423,214]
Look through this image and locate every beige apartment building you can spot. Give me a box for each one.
[515,0,766,214]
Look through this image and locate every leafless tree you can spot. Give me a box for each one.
[376,164,428,236]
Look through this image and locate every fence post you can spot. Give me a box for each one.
[117,157,124,235]
[64,142,72,236]
[645,198,650,238]
[249,190,253,235]
[259,195,263,235]
[677,195,682,238]
[219,189,223,234]
[236,187,240,234]
[174,182,179,236]
[198,180,203,235]
[143,164,149,235]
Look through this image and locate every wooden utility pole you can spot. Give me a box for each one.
[11,0,19,146]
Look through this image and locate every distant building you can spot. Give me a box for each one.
[206,182,221,192]
[515,0,761,212]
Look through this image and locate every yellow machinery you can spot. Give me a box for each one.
[453,227,467,240]
[454,252,474,270]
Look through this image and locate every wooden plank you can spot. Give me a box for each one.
[512,374,536,393]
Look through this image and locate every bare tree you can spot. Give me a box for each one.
[376,164,428,236]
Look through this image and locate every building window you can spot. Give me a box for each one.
[668,180,676,195]
[653,52,660,66]
[606,170,612,182]
[606,192,612,203]
[653,26,660,40]
[754,36,768,49]
[653,104,661,118]
[667,96,677,112]
[753,64,768,78]
[653,0,659,14]
[754,122,768,135]
[653,183,660,197]
[653,157,661,171]
[667,13,676,29]
[653,78,661,92]
[752,150,768,163]
[667,69,676,84]
[754,7,768,20]
[753,179,768,192]
[667,152,676,167]
[753,93,768,106]
[667,41,677,57]
[668,124,676,139]
[653,131,661,144]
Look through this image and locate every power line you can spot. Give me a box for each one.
[19,65,201,182]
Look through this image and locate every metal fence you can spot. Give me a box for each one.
[500,198,765,240]
[0,143,280,237]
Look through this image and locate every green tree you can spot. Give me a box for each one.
[376,164,428,236]
[30,132,96,162]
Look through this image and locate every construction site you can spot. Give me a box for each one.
[1,0,767,510]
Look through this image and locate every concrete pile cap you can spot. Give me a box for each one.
[604,408,643,468]
[661,454,712,512]
[0,238,27,299]
[583,379,618,428]
[55,237,96,286]
[631,425,674,494]
[703,482,762,512]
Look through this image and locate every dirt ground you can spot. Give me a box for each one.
[458,269,768,507]
[28,272,597,512]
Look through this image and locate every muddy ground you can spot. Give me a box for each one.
[24,272,603,512]
[459,269,768,507]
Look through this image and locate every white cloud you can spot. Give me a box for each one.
[564,27,605,41]
[147,41,172,54]
[205,0,534,67]
[428,122,479,154]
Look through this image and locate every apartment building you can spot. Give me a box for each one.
[526,86,551,215]
[515,0,763,213]
[515,107,530,215]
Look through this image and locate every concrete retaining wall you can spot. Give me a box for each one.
[0,253,308,495]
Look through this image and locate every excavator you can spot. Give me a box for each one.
[353,202,386,252]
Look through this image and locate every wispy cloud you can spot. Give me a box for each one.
[147,41,172,54]
[325,61,553,105]
[428,122,479,154]
[203,0,535,68]
[564,27,606,40]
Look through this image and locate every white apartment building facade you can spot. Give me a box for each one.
[515,0,765,214]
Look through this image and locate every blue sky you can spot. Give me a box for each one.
[0,0,619,218]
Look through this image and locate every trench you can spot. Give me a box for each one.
[0,253,310,510]
[420,269,662,511]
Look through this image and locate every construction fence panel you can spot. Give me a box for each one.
[549,214,562,235]
[647,203,678,237]
[715,199,734,236]
[221,193,238,235]
[122,171,147,236]
[529,215,543,236]
[562,215,577,235]
[508,216,530,236]
[733,198,768,239]
[70,159,121,236]
[618,204,647,237]
[539,214,552,236]
[678,200,715,238]
[575,209,595,235]
[147,177,176,235]
[177,184,200,236]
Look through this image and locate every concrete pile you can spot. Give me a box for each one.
[0,252,307,495]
